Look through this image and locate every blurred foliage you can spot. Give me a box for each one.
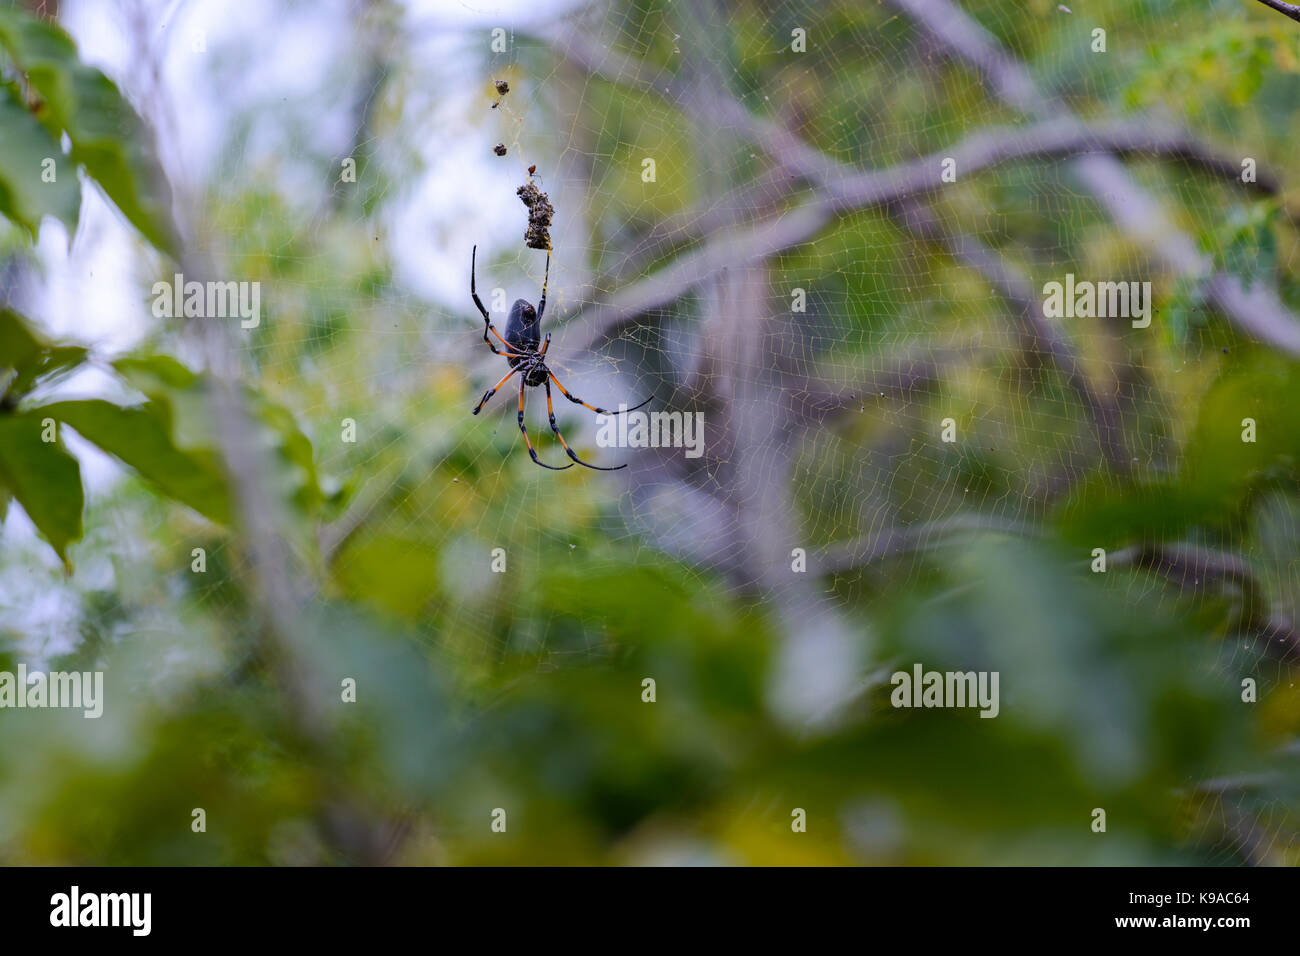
[1,0,1299,866]
[0,8,177,252]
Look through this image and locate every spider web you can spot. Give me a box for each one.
[298,0,1299,860]
[31,0,1299,863]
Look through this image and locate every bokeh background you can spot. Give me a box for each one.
[1,0,1299,864]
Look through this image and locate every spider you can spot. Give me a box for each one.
[470,245,652,471]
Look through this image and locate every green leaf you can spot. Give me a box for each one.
[114,355,324,517]
[0,306,43,372]
[0,10,178,256]
[39,399,231,525]
[333,531,441,620]
[111,354,199,392]
[57,67,179,256]
[0,411,84,565]
[1055,355,1300,543]
[0,308,88,403]
[0,82,80,237]
[256,394,324,515]
[1182,355,1300,496]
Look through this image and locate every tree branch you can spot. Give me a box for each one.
[1255,0,1300,24]
[564,108,1263,353]
[543,22,1284,351]
[546,20,1290,356]
[786,347,960,424]
[891,199,1131,473]
[1110,543,1300,663]
[567,198,836,352]
[889,0,1300,357]
[819,513,1041,575]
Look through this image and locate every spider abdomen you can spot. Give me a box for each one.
[504,298,541,352]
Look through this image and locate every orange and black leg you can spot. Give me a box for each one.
[473,367,518,415]
[484,321,528,358]
[547,371,653,416]
[518,378,572,470]
[471,245,529,359]
[545,379,624,471]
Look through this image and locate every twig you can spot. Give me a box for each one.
[819,513,1041,575]
[1110,543,1300,662]
[1255,0,1300,24]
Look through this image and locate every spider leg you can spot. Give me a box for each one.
[471,245,529,358]
[547,371,654,416]
[540,332,552,357]
[518,377,572,470]
[545,379,625,471]
[473,366,519,415]
[536,251,551,321]
[470,245,490,321]
[484,322,528,358]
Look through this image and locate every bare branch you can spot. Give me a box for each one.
[786,348,959,424]
[564,107,1261,352]
[543,23,1284,329]
[546,19,1289,355]
[1255,0,1300,24]
[819,513,1041,575]
[597,165,794,289]
[800,114,1276,210]
[891,200,1131,472]
[1110,543,1300,663]
[568,199,835,351]
[889,0,1300,356]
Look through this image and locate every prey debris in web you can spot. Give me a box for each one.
[517,179,554,250]
[493,143,507,156]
